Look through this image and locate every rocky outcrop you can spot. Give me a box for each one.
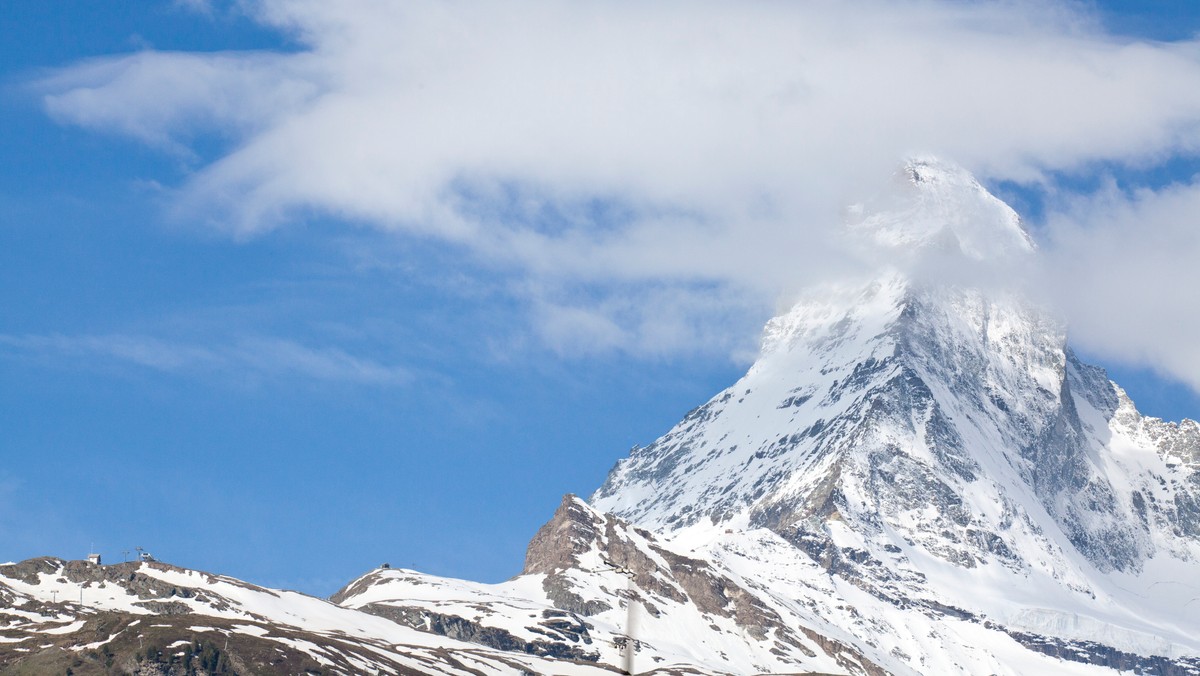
[519,494,889,674]
[1004,630,1200,676]
[358,603,601,662]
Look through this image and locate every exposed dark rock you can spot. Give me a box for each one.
[1006,629,1200,676]
[356,603,601,662]
[0,611,432,676]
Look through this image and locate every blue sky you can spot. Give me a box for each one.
[3,1,1200,595]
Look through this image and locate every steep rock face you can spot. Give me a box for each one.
[1109,389,1200,540]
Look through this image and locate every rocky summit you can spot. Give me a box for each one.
[3,159,1198,675]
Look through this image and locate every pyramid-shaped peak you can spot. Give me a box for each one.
[846,156,1036,261]
[904,155,982,187]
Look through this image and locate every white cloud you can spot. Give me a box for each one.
[1041,179,1200,392]
[40,50,320,154]
[32,0,1200,384]
[0,333,412,386]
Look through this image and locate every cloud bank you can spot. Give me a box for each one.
[34,0,1200,389]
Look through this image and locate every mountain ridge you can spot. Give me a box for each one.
[3,158,1198,675]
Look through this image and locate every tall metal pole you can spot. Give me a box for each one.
[623,573,639,676]
[601,558,640,675]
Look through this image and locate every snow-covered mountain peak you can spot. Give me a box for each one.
[593,162,1063,538]
[845,156,1034,262]
[590,160,1200,674]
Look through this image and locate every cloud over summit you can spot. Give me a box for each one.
[35,0,1200,389]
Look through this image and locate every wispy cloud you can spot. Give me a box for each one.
[39,51,320,154]
[0,333,412,386]
[30,0,1200,386]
